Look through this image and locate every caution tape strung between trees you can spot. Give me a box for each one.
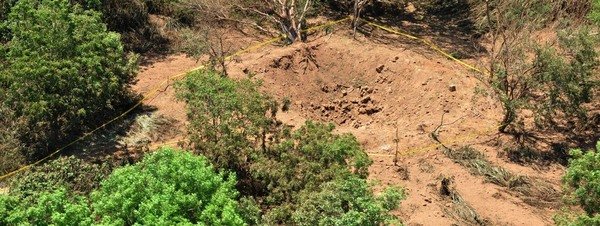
[1,16,502,180]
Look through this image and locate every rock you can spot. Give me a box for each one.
[376,64,385,73]
[359,106,382,115]
[380,144,393,152]
[323,104,335,111]
[405,2,417,13]
[358,108,367,115]
[360,96,372,104]
[448,84,457,92]
[342,104,352,112]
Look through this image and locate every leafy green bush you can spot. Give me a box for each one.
[292,176,404,226]
[563,141,600,216]
[555,141,600,225]
[176,70,276,173]
[8,156,112,200]
[1,148,245,225]
[0,189,93,226]
[92,148,245,225]
[1,0,137,157]
[254,121,374,224]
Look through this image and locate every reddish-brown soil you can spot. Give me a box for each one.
[133,26,565,225]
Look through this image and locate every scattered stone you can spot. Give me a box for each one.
[342,104,352,112]
[380,144,393,152]
[405,2,417,13]
[359,106,382,115]
[323,104,335,111]
[360,96,371,104]
[360,86,374,96]
[376,64,385,73]
[449,84,457,92]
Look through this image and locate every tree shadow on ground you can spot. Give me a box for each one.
[498,112,600,168]
[357,0,487,61]
[58,102,172,164]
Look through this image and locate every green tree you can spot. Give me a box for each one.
[0,188,93,226]
[176,70,276,173]
[1,0,137,157]
[91,148,245,225]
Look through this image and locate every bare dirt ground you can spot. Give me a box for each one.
[133,25,566,225]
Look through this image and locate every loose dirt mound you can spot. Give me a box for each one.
[134,29,564,225]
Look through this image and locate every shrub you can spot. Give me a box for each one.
[8,156,112,200]
[555,141,600,225]
[489,26,599,133]
[532,28,599,128]
[292,176,404,226]
[176,70,276,173]
[0,188,93,226]
[254,121,374,224]
[1,0,137,158]
[91,148,245,225]
[563,141,600,216]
